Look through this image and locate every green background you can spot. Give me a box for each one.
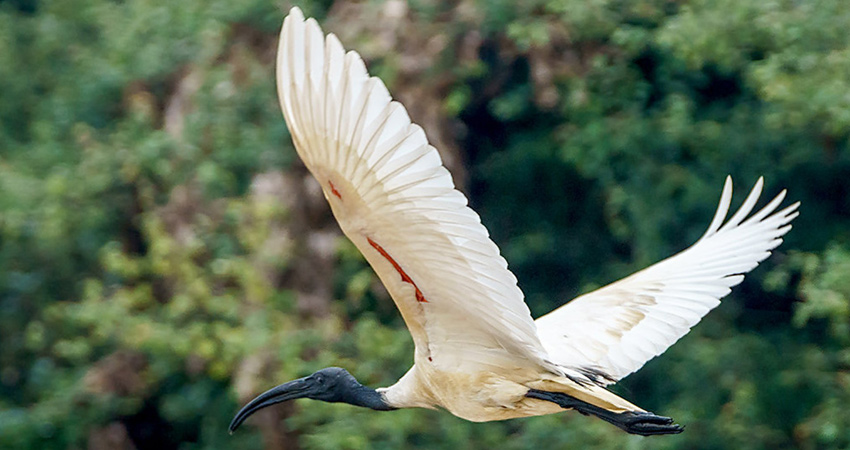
[1,0,848,449]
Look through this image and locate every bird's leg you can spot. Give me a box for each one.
[525,389,684,436]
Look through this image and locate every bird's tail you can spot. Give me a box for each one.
[525,387,684,436]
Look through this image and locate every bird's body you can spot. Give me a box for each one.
[230,7,800,435]
[382,360,639,422]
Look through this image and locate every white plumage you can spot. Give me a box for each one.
[269,7,799,431]
[536,177,798,381]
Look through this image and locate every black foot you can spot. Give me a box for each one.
[526,389,684,436]
[616,410,684,436]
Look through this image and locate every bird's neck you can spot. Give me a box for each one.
[345,384,396,411]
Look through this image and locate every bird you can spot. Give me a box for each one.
[229,7,800,436]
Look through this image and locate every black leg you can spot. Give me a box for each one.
[526,389,684,436]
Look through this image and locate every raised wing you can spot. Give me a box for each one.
[535,177,799,383]
[277,8,551,373]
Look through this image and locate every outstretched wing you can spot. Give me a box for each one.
[535,177,799,383]
[277,8,551,373]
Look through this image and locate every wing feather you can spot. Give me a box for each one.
[535,177,799,383]
[277,8,553,374]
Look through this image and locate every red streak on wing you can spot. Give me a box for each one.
[328,180,342,199]
[367,237,428,303]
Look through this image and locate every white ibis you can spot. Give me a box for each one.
[230,7,800,436]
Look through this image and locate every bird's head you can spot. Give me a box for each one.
[298,367,360,402]
[229,367,393,433]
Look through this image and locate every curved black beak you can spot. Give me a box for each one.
[229,376,315,433]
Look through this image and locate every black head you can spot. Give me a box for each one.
[299,367,359,401]
[229,367,393,433]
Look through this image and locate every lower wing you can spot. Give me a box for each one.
[535,177,799,383]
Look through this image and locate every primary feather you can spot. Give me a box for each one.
[535,177,800,382]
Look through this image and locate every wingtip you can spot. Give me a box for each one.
[721,175,733,200]
[752,176,765,196]
[723,176,765,228]
[326,31,342,49]
[773,189,788,208]
[779,201,801,220]
[281,7,306,41]
[753,176,765,197]
[721,176,734,201]
[304,16,321,32]
[288,5,305,21]
[699,176,734,241]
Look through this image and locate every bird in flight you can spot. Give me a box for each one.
[230,7,799,436]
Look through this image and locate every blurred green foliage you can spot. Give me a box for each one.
[1,0,849,449]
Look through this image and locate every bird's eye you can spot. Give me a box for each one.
[315,375,324,384]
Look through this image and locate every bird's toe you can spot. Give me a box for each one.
[627,421,684,436]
